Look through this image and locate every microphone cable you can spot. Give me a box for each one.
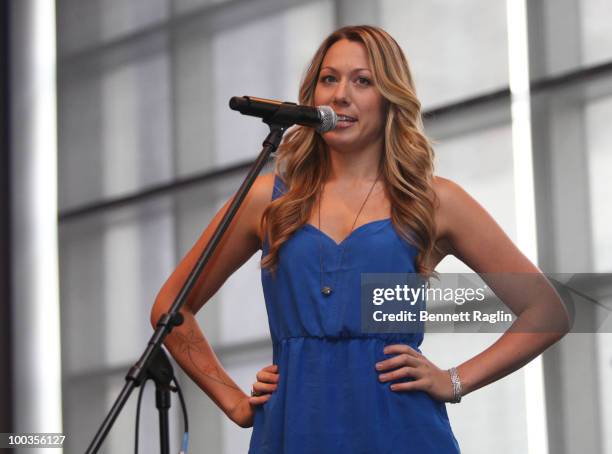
[133,377,189,454]
[174,377,189,454]
[134,380,147,454]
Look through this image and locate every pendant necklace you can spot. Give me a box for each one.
[318,173,380,296]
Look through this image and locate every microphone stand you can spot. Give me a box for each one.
[85,120,289,453]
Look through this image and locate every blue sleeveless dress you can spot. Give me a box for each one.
[248,175,460,453]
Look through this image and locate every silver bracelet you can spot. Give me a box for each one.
[448,367,462,404]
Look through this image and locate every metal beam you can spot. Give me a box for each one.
[527,1,602,453]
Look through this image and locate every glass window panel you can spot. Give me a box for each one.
[210,12,293,166]
[57,0,169,57]
[58,34,173,211]
[597,332,612,454]
[432,119,515,272]
[173,0,334,176]
[173,181,225,346]
[380,0,509,109]
[521,75,611,450]
[63,371,180,453]
[585,94,612,272]
[580,0,612,67]
[219,253,270,345]
[172,0,230,15]
[60,197,176,375]
[60,218,106,374]
[585,85,612,453]
[210,0,334,169]
[174,171,273,346]
[422,111,526,451]
[173,24,217,176]
[425,333,528,453]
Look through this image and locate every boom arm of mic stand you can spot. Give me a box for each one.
[85,123,288,454]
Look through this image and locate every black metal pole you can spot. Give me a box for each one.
[148,345,176,454]
[85,123,288,454]
[0,0,13,436]
[157,388,171,454]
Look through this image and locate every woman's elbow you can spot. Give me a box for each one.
[150,287,174,329]
[559,313,572,338]
[150,290,197,330]
[150,297,166,329]
[549,304,571,342]
[558,301,572,335]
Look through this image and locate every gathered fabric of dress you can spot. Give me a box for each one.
[248,174,460,453]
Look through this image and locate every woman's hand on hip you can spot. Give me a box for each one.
[249,364,279,406]
[376,344,454,402]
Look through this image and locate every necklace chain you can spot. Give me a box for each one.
[318,173,381,296]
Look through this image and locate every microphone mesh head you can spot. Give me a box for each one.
[316,106,337,133]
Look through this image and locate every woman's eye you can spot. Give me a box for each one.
[356,77,371,86]
[320,75,336,83]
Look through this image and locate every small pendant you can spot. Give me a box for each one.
[321,286,333,296]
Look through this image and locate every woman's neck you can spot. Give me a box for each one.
[326,145,383,184]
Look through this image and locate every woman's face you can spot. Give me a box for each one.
[314,39,387,154]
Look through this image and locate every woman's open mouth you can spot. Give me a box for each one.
[336,114,357,129]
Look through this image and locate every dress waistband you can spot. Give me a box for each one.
[275,333,421,346]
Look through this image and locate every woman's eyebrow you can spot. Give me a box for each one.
[320,66,372,73]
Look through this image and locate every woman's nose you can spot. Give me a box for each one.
[332,80,350,106]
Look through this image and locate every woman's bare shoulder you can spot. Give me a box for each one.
[431,175,537,273]
[431,176,465,238]
[432,175,462,200]
[432,175,490,224]
[248,172,279,241]
[251,172,277,202]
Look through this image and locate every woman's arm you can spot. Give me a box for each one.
[378,177,570,400]
[150,173,275,427]
[434,177,570,396]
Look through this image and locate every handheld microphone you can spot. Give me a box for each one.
[229,96,337,132]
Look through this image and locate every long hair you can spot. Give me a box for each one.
[260,25,438,277]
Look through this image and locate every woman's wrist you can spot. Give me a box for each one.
[226,393,254,428]
[448,367,463,403]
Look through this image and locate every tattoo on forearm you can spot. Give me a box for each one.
[174,329,241,392]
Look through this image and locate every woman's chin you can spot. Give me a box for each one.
[321,132,382,155]
[321,130,359,149]
[321,139,357,153]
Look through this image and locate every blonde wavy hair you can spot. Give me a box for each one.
[260,25,438,277]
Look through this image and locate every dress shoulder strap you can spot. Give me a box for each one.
[271,173,287,201]
[262,174,287,255]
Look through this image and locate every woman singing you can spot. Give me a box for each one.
[151,25,569,453]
